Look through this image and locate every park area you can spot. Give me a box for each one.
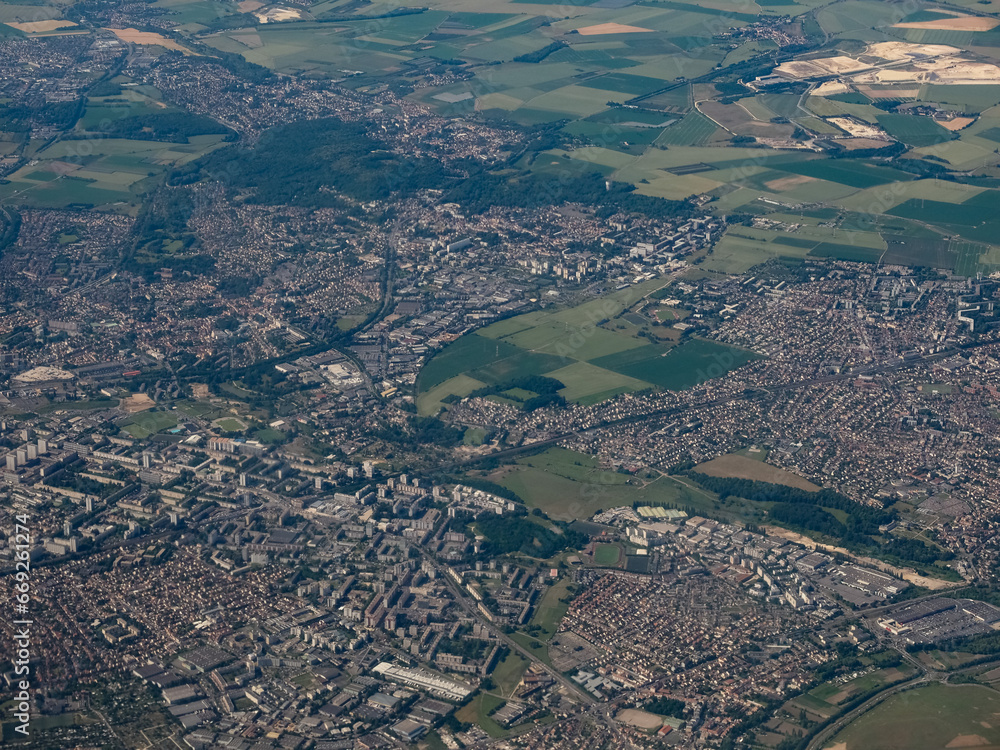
[484,446,720,520]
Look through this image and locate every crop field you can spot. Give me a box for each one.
[877,114,955,147]
[656,111,718,145]
[773,159,916,189]
[889,193,1000,244]
[418,280,762,413]
[703,230,809,273]
[703,224,883,271]
[0,126,229,209]
[953,241,992,276]
[808,242,884,264]
[417,335,520,392]
[827,684,1000,750]
[589,337,762,390]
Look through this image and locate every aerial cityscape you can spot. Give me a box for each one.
[2,0,1000,747]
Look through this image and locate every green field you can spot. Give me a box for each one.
[491,651,530,697]
[489,447,718,520]
[775,159,916,189]
[531,576,574,638]
[589,338,762,390]
[593,543,622,566]
[121,411,178,438]
[37,399,119,413]
[417,334,521,391]
[877,114,956,148]
[214,417,247,432]
[657,111,718,146]
[829,684,1000,750]
[455,693,508,739]
[418,281,761,413]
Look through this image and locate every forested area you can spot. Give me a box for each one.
[96,112,236,142]
[175,117,449,206]
[476,515,587,558]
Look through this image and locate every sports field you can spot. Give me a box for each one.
[121,411,178,438]
[593,542,623,566]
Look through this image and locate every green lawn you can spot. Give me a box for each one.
[215,417,247,432]
[455,693,508,738]
[38,399,119,413]
[530,576,574,638]
[492,651,530,697]
[593,543,622,566]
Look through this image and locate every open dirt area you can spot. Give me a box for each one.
[946,735,991,747]
[775,60,829,79]
[695,454,819,491]
[859,86,920,99]
[237,0,263,10]
[123,393,156,414]
[616,709,663,730]
[865,42,961,61]
[814,81,851,96]
[816,56,872,74]
[576,23,653,35]
[5,20,78,32]
[106,27,195,54]
[765,174,818,191]
[894,16,999,32]
[828,117,887,138]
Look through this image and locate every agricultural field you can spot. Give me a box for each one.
[14,0,998,275]
[826,683,1000,750]
[9,0,1000,273]
[416,279,762,414]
